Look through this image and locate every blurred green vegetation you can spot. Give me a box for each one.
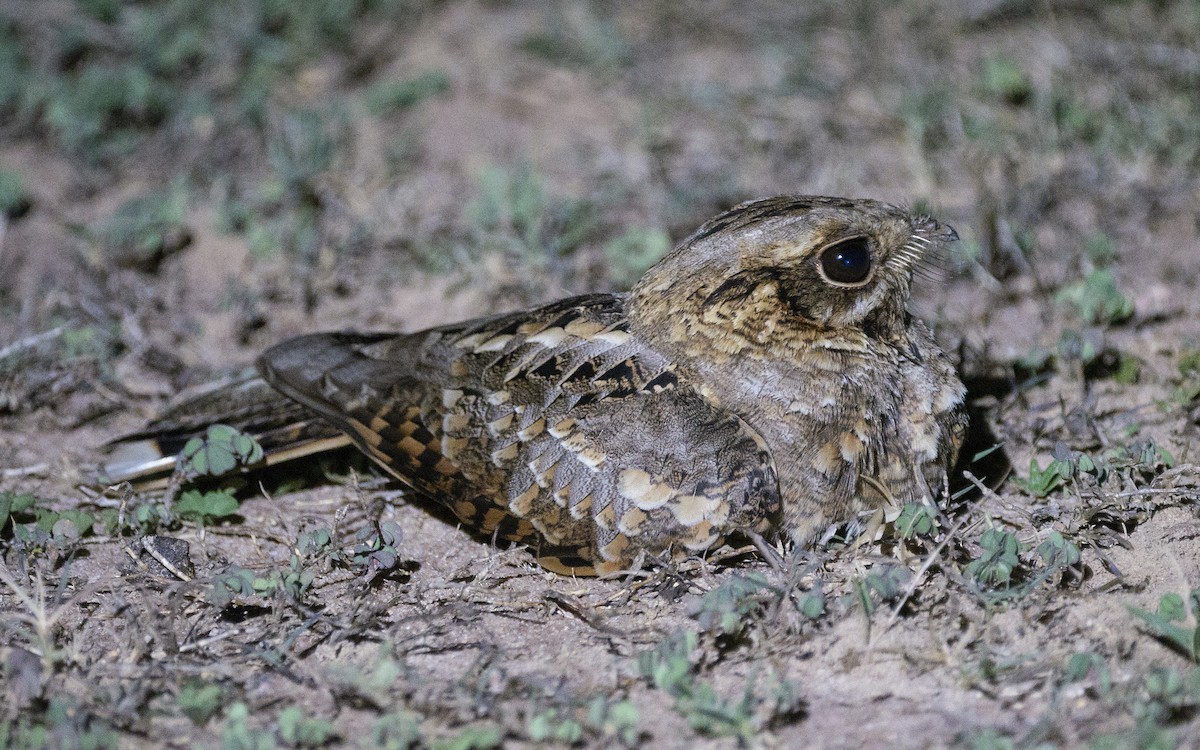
[2,0,405,159]
[2,0,1197,287]
[1,0,416,272]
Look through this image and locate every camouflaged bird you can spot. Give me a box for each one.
[110,196,968,576]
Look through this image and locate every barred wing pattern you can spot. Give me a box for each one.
[259,294,781,575]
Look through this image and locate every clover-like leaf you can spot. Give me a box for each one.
[180,424,264,477]
[175,489,240,523]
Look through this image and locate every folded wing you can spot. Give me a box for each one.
[259,294,781,575]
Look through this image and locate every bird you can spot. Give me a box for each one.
[105,195,968,576]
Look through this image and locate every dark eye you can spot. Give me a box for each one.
[818,237,872,286]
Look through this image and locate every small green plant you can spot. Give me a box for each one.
[365,70,451,115]
[221,702,275,750]
[217,107,347,264]
[277,705,336,748]
[1057,268,1135,325]
[604,227,670,287]
[1108,351,1142,384]
[895,502,939,539]
[465,163,599,265]
[267,109,340,205]
[207,561,315,607]
[1127,591,1200,662]
[964,728,1015,750]
[965,528,1022,588]
[853,564,909,620]
[527,709,583,744]
[584,697,639,747]
[368,710,423,750]
[1134,667,1200,739]
[180,424,265,478]
[208,566,266,607]
[430,723,502,750]
[346,520,404,583]
[59,324,119,362]
[1103,439,1175,480]
[0,696,119,750]
[1171,350,1200,406]
[1084,232,1118,265]
[900,85,957,151]
[178,681,224,726]
[1057,327,1103,369]
[207,520,402,608]
[1,491,103,553]
[518,5,629,72]
[0,491,37,534]
[691,573,773,635]
[796,586,826,620]
[1017,439,1173,501]
[638,632,758,741]
[174,489,240,525]
[92,180,191,272]
[978,55,1032,105]
[1015,456,1069,497]
[42,62,176,158]
[1052,90,1102,146]
[1063,651,1113,696]
[1056,654,1200,749]
[638,630,697,696]
[1036,531,1082,570]
[325,644,405,708]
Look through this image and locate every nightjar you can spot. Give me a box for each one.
[107,196,968,576]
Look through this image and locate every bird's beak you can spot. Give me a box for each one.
[913,216,958,243]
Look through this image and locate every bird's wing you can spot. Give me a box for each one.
[259,293,781,575]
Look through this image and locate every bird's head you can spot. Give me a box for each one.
[630,196,957,347]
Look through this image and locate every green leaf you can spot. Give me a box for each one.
[365,70,451,115]
[966,529,1022,587]
[278,705,335,747]
[51,517,81,543]
[692,573,771,634]
[798,587,826,620]
[1056,268,1135,325]
[0,491,37,530]
[369,711,422,750]
[175,489,240,522]
[35,507,95,536]
[379,520,402,547]
[978,55,1032,104]
[431,723,502,750]
[971,444,1004,463]
[1112,354,1141,384]
[1158,593,1187,622]
[528,711,582,744]
[1127,593,1199,662]
[178,682,223,726]
[605,227,671,287]
[638,631,697,695]
[180,424,264,477]
[1016,458,1066,498]
[895,503,938,538]
[1036,532,1081,568]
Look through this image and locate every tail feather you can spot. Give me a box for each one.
[100,368,349,488]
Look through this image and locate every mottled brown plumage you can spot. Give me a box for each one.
[251,195,967,575]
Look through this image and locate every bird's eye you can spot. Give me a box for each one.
[817,237,872,286]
